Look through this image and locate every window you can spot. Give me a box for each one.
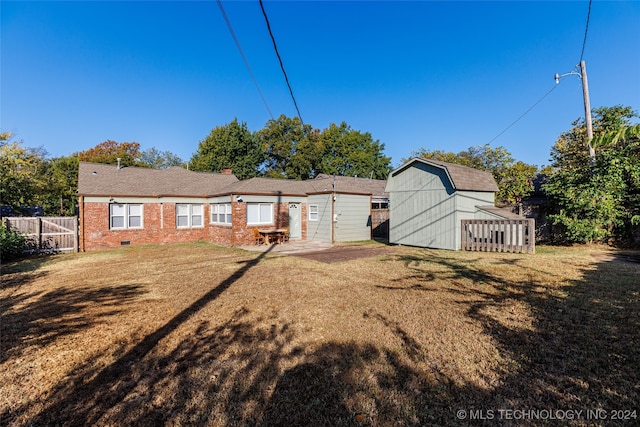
[176,204,203,228]
[110,204,143,230]
[247,203,273,225]
[211,203,232,225]
[309,204,319,221]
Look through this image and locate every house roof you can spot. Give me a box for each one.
[390,158,499,192]
[217,176,372,196]
[314,173,388,199]
[78,162,372,198]
[77,162,239,197]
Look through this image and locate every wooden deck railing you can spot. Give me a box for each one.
[462,219,535,254]
[3,217,78,254]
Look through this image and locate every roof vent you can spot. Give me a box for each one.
[117,158,121,170]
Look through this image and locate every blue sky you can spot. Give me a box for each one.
[2,1,639,169]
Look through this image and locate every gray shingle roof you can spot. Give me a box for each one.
[217,176,372,196]
[391,158,499,192]
[77,162,239,197]
[476,206,523,219]
[78,162,373,198]
[314,173,388,198]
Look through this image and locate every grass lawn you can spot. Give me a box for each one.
[1,242,639,426]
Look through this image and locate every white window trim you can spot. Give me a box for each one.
[210,203,232,225]
[246,202,274,225]
[176,204,204,229]
[309,204,319,221]
[110,203,144,230]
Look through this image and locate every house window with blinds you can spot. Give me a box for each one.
[176,204,203,228]
[211,203,232,225]
[110,204,143,230]
[246,203,273,225]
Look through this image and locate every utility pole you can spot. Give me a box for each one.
[555,60,595,164]
[579,60,595,164]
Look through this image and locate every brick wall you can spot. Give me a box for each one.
[80,200,305,250]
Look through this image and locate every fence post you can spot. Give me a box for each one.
[74,216,79,252]
[36,217,42,252]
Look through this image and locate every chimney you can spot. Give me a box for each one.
[221,168,232,175]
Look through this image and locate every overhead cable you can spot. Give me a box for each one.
[259,0,304,126]
[579,0,593,63]
[216,0,274,120]
[486,85,558,146]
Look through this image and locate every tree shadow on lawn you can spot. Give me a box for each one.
[391,251,640,416]
[5,248,639,426]
[1,283,146,363]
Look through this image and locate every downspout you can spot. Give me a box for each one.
[230,194,235,246]
[79,195,85,252]
[369,194,373,240]
[331,192,335,244]
[331,176,336,244]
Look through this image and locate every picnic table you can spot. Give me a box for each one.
[258,228,288,244]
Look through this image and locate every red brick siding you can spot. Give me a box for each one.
[80,201,304,250]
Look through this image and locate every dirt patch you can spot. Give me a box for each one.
[292,245,392,263]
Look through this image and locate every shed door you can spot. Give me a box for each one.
[288,203,301,239]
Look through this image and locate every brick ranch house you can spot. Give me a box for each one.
[77,162,374,251]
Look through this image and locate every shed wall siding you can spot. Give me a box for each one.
[388,163,457,250]
[334,194,371,242]
[388,163,496,251]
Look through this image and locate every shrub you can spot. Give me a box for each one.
[0,222,28,262]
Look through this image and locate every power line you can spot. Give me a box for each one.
[216,0,274,120]
[486,84,558,146]
[579,0,593,63]
[259,0,304,126]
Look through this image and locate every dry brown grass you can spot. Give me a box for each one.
[1,242,638,426]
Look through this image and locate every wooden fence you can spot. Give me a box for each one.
[462,219,535,254]
[3,217,78,254]
[371,209,389,238]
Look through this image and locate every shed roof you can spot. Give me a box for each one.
[389,158,499,192]
[77,162,239,197]
[476,206,523,219]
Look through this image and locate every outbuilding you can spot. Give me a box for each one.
[385,158,505,250]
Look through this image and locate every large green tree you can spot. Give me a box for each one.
[37,154,80,216]
[0,133,48,211]
[318,122,392,179]
[543,105,640,244]
[256,115,318,179]
[190,119,263,179]
[408,144,538,205]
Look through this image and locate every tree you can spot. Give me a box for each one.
[407,144,537,205]
[37,155,80,216]
[0,133,48,210]
[78,140,142,166]
[318,122,392,179]
[139,147,185,170]
[544,106,640,244]
[190,119,263,180]
[256,115,318,179]
[549,105,637,173]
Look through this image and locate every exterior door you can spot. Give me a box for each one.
[288,203,301,239]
